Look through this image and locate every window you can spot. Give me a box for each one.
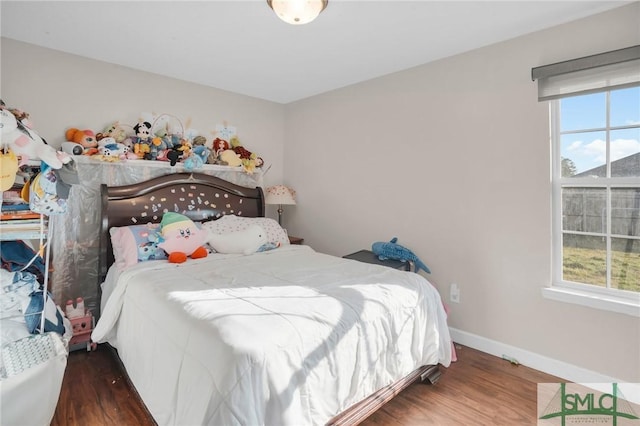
[552,87,640,295]
[533,46,640,316]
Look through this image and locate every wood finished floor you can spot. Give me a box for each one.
[51,343,562,426]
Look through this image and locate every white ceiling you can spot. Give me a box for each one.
[0,1,630,104]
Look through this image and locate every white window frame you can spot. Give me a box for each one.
[544,92,640,317]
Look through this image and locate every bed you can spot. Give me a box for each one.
[91,172,452,426]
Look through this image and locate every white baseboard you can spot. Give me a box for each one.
[449,327,621,384]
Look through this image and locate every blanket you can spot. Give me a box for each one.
[93,245,452,425]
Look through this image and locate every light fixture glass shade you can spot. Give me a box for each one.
[267,0,328,25]
[265,185,297,205]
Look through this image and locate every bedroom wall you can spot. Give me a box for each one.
[283,2,640,382]
[0,38,286,189]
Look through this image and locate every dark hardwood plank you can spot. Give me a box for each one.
[52,343,561,426]
[51,344,155,426]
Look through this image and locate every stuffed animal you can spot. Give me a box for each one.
[183,153,204,171]
[229,136,263,173]
[0,149,19,191]
[163,146,184,166]
[371,237,431,274]
[103,121,128,143]
[1,108,70,169]
[219,149,242,167]
[257,241,281,252]
[207,224,268,255]
[97,137,129,159]
[65,127,99,155]
[189,136,210,169]
[132,121,153,159]
[157,212,208,263]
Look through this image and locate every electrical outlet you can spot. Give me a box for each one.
[450,283,460,303]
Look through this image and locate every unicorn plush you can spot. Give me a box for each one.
[0,108,70,169]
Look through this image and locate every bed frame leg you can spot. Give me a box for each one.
[420,365,441,385]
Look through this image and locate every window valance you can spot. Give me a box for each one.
[531,45,640,101]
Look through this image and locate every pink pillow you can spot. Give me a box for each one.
[109,223,166,270]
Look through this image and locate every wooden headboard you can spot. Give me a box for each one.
[98,172,265,285]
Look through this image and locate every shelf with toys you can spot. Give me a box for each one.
[46,113,268,335]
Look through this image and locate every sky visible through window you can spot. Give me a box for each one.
[560,87,640,175]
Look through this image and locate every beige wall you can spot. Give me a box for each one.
[284,3,640,382]
[2,3,638,382]
[0,38,286,189]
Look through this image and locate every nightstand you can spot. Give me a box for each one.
[343,249,412,271]
[288,236,304,245]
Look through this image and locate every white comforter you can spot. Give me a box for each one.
[92,245,452,426]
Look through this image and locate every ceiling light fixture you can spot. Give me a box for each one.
[267,0,328,25]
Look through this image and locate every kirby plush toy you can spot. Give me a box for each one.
[157,212,208,263]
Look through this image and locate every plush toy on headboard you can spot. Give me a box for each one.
[157,212,209,263]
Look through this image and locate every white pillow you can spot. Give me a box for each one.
[201,215,289,246]
[206,224,268,255]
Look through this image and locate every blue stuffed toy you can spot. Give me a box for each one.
[372,237,431,274]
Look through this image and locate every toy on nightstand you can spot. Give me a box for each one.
[372,237,431,274]
[65,297,96,351]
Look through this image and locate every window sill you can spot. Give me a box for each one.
[542,286,640,317]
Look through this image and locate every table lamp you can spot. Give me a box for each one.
[265,185,296,226]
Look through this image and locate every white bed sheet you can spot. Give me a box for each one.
[92,245,452,426]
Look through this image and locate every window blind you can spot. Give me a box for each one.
[531,45,640,101]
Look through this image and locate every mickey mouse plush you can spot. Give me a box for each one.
[133,121,153,159]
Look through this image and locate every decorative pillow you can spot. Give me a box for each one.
[110,223,167,270]
[201,215,289,246]
[206,224,268,255]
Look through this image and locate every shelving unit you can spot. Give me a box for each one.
[1,186,51,334]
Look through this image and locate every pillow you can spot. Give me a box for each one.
[201,215,290,246]
[110,223,167,270]
[206,224,268,255]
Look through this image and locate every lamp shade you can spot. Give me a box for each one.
[265,185,296,205]
[267,0,328,25]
